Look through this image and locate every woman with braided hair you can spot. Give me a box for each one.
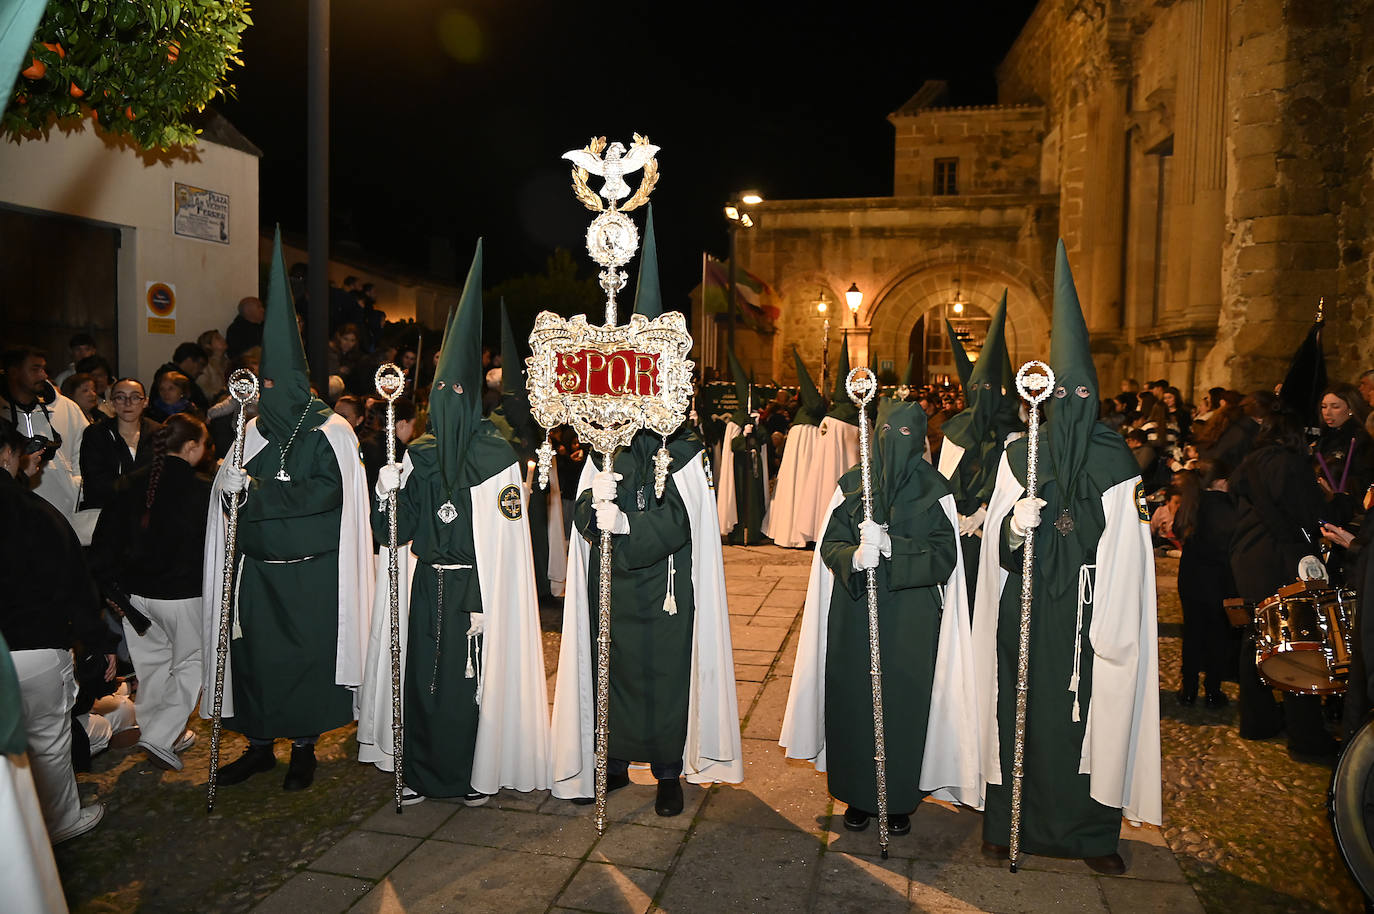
[90,413,212,770]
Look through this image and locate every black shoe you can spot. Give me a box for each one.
[842,806,871,831]
[654,778,684,817]
[1084,852,1126,875]
[217,744,276,786]
[1204,691,1229,708]
[570,796,594,806]
[1175,689,1197,706]
[888,813,911,835]
[282,744,316,791]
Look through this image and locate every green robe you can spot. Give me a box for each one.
[819,464,956,814]
[727,423,770,545]
[981,435,1138,857]
[575,434,698,764]
[374,455,492,798]
[227,428,354,738]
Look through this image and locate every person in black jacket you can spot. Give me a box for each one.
[1174,460,1240,707]
[90,414,212,771]
[79,378,158,510]
[0,421,115,843]
[1229,410,1339,760]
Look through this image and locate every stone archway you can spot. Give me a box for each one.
[863,254,1051,376]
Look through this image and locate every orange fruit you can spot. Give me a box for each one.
[42,42,65,59]
[125,106,135,120]
[69,82,85,98]
[167,41,180,62]
[21,58,45,79]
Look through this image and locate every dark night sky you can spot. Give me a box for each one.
[219,1,1040,309]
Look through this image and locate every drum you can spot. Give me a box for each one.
[1253,580,1356,694]
[1330,718,1374,901]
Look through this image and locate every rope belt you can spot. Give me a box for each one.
[430,562,476,699]
[1070,564,1096,722]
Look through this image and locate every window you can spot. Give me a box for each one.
[934,158,959,195]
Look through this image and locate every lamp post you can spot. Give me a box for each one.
[723,191,762,375]
[845,283,863,324]
[817,298,831,394]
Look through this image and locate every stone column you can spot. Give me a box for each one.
[1083,78,1129,333]
[1185,0,1228,329]
[1161,0,1203,322]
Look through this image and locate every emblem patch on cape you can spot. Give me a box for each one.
[498,484,523,520]
[1135,481,1149,523]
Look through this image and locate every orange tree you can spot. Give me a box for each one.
[4,0,252,149]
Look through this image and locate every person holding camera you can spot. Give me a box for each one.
[0,422,115,844]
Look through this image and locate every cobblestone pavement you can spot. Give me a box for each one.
[51,547,1359,913]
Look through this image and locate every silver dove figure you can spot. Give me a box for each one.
[564,140,660,205]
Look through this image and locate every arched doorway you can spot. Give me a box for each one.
[907,300,993,386]
[865,257,1050,384]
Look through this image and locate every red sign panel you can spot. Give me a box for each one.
[556,349,661,397]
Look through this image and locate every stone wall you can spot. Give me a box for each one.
[891,106,1045,197]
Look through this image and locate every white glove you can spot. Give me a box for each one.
[591,470,622,504]
[596,502,630,535]
[859,518,892,558]
[375,464,401,500]
[852,540,880,571]
[223,465,250,494]
[1009,497,1046,538]
[1297,555,1329,582]
[742,424,754,437]
[958,505,987,537]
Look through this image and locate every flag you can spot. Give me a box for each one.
[701,255,780,332]
[1279,312,1326,426]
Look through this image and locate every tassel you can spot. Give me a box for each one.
[662,554,678,615]
[231,554,244,639]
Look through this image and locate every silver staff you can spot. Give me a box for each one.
[208,368,260,814]
[590,447,620,834]
[846,366,890,859]
[375,362,408,814]
[1009,360,1054,872]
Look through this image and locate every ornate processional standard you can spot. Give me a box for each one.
[526,136,693,834]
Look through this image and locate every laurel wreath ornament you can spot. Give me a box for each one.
[568,133,659,214]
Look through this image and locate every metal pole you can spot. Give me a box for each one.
[375,363,406,813]
[207,369,259,814]
[821,317,830,400]
[726,222,737,372]
[1008,360,1054,872]
[307,0,330,395]
[592,449,620,835]
[846,366,889,858]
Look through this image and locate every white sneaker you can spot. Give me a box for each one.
[52,803,105,844]
[172,729,197,753]
[401,787,427,806]
[139,741,184,772]
[462,792,489,807]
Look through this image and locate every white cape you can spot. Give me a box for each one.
[552,453,743,798]
[201,413,374,719]
[358,458,551,793]
[801,417,860,539]
[972,454,1162,825]
[716,420,771,537]
[762,423,822,547]
[528,460,567,599]
[780,486,984,808]
[0,753,68,913]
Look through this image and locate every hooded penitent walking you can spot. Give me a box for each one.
[781,397,982,836]
[360,242,549,803]
[973,242,1161,872]
[763,347,828,548]
[716,350,771,545]
[203,230,374,791]
[938,292,1022,597]
[551,222,742,815]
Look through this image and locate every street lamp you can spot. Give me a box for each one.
[845,283,863,323]
[816,297,831,394]
[723,190,763,371]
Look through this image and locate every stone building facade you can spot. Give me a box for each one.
[736,0,1374,402]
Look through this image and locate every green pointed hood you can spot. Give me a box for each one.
[491,299,537,458]
[632,205,662,319]
[944,290,1010,450]
[259,227,326,444]
[792,346,825,426]
[1046,240,1102,499]
[413,240,515,487]
[946,319,974,391]
[901,353,918,389]
[838,397,946,526]
[827,331,859,425]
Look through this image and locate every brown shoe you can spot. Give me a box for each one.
[1083,852,1126,875]
[981,840,1008,860]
